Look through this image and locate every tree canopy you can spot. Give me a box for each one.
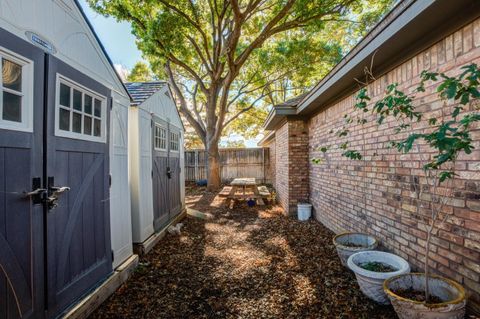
[89,0,394,188]
[127,61,154,82]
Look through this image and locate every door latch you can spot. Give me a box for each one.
[25,188,47,196]
[46,177,70,210]
[47,186,70,209]
[166,167,172,179]
[25,177,46,204]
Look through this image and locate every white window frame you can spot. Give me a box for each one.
[0,47,34,132]
[169,131,180,152]
[154,123,167,151]
[55,74,107,143]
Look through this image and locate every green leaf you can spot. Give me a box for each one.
[342,150,362,160]
[460,92,470,105]
[452,106,463,118]
[439,171,455,183]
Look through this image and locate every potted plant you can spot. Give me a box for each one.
[332,232,378,266]
[347,251,410,304]
[384,273,466,319]
[324,63,478,317]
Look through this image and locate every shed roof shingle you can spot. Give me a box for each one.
[125,81,167,106]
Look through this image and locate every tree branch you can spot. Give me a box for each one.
[165,62,206,145]
[234,0,296,68]
[187,36,212,74]
[158,0,215,70]
[234,0,356,68]
[152,37,209,95]
[223,92,267,128]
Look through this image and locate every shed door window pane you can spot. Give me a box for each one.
[1,56,29,127]
[56,79,105,141]
[170,132,179,151]
[2,91,21,122]
[94,119,101,137]
[85,95,92,114]
[94,99,101,117]
[154,125,166,150]
[72,112,82,133]
[2,58,22,91]
[73,89,82,111]
[84,116,92,135]
[60,83,70,107]
[59,108,70,131]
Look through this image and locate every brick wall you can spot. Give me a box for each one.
[308,19,480,312]
[287,120,309,212]
[275,122,289,212]
[264,138,276,185]
[274,119,309,214]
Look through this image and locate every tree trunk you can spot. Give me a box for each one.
[207,141,221,190]
[424,225,433,303]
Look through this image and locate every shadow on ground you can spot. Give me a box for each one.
[90,186,396,319]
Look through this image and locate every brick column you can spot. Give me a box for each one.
[274,119,309,215]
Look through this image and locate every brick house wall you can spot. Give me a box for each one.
[263,138,276,186]
[275,122,289,212]
[308,19,480,311]
[274,119,309,214]
[287,120,309,212]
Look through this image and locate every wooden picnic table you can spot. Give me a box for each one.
[227,178,265,207]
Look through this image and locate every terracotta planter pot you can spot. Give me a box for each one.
[332,232,378,266]
[384,273,466,319]
[347,251,410,304]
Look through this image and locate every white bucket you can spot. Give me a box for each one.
[297,203,312,221]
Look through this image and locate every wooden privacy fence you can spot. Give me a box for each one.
[185,148,271,183]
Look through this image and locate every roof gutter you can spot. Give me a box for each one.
[263,104,297,130]
[257,131,275,146]
[296,0,480,116]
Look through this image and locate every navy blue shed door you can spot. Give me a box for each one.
[0,28,45,319]
[45,55,112,318]
[152,118,181,232]
[0,30,112,319]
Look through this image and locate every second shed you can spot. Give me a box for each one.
[127,82,185,251]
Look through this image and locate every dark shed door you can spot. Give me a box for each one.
[45,56,112,317]
[152,118,182,231]
[0,28,45,319]
[152,118,169,231]
[167,126,182,219]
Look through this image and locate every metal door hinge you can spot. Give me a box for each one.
[111,250,114,262]
[109,174,112,187]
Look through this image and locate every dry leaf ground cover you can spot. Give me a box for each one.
[91,185,397,319]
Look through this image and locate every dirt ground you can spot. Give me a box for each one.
[90,185,397,319]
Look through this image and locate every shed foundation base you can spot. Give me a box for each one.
[133,208,187,255]
[62,254,139,319]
